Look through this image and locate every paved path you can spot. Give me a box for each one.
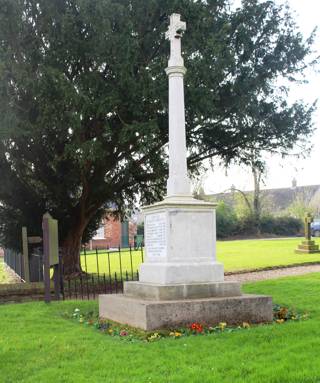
[225,264,320,283]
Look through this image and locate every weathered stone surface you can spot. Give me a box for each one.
[124,281,241,300]
[0,282,54,303]
[140,200,224,284]
[0,294,52,304]
[99,294,273,331]
[302,240,316,246]
[0,282,49,294]
[295,240,320,254]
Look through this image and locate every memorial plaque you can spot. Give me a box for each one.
[145,212,167,258]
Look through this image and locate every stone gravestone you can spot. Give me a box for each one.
[99,14,272,330]
[296,213,320,254]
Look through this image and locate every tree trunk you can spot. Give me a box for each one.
[61,227,84,278]
[252,166,262,235]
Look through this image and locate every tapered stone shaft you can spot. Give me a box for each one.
[165,14,191,197]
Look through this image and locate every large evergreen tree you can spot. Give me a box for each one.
[0,0,317,276]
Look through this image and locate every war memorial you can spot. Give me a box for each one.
[99,13,273,330]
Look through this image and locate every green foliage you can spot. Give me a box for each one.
[286,192,315,219]
[216,198,302,238]
[232,214,302,237]
[233,191,253,219]
[260,215,302,236]
[216,201,238,238]
[234,214,258,236]
[0,0,317,273]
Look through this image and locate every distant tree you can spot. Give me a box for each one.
[244,153,267,234]
[192,176,206,200]
[232,163,273,235]
[231,187,253,217]
[216,201,238,238]
[0,0,317,276]
[286,192,315,219]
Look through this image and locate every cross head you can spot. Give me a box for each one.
[165,13,186,41]
[305,213,313,225]
[304,213,313,240]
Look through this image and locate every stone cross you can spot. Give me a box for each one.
[304,213,313,241]
[165,14,190,197]
[165,13,186,67]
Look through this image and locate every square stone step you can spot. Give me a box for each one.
[99,293,273,331]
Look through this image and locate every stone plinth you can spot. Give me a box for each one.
[124,281,241,300]
[99,196,274,330]
[140,196,224,285]
[295,240,320,254]
[99,292,273,331]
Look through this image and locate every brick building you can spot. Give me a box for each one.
[88,214,137,249]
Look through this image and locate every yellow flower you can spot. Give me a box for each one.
[148,332,162,342]
[108,328,113,333]
[242,322,250,329]
[219,322,227,330]
[174,332,182,337]
[148,333,160,340]
[276,319,284,324]
[169,332,175,337]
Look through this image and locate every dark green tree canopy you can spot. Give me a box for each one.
[0,0,317,275]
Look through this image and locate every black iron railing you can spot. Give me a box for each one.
[63,245,144,299]
[3,245,144,300]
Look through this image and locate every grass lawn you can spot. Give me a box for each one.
[81,238,320,276]
[217,237,320,271]
[1,273,320,382]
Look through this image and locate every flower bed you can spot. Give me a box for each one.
[62,304,308,343]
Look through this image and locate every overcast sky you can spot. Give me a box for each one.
[203,0,320,194]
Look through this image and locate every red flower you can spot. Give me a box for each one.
[190,322,203,333]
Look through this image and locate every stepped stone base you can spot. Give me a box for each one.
[124,281,241,300]
[99,281,272,330]
[295,240,320,254]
